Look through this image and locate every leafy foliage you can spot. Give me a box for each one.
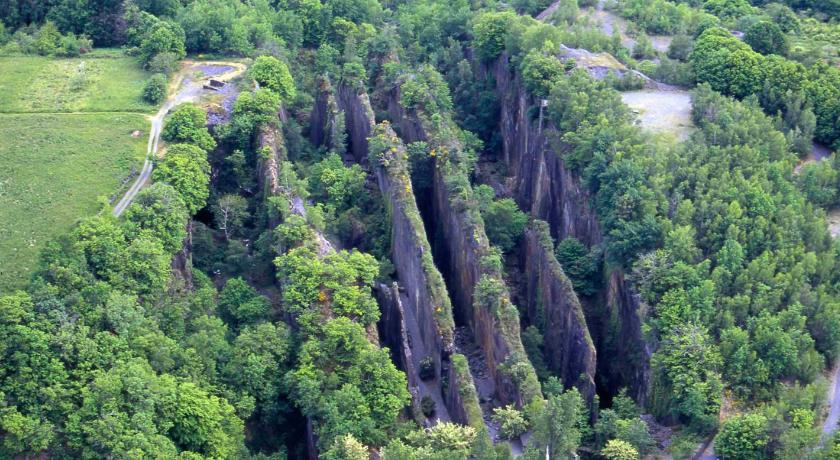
[555,238,601,296]
[250,55,296,102]
[472,11,518,61]
[716,413,770,460]
[491,405,529,439]
[143,73,168,104]
[601,439,640,460]
[744,21,789,55]
[152,143,211,214]
[162,103,217,152]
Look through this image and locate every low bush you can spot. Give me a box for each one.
[143,73,168,104]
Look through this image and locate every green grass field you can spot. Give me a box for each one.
[0,53,156,113]
[0,51,154,291]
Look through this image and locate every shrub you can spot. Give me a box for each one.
[764,3,799,33]
[139,21,186,67]
[555,238,601,296]
[632,34,655,60]
[668,34,694,61]
[323,434,369,460]
[744,21,789,56]
[419,356,435,381]
[521,50,566,98]
[219,277,271,326]
[602,439,639,460]
[250,55,296,102]
[491,405,528,439]
[473,11,517,61]
[162,104,216,152]
[715,413,769,460]
[148,52,178,75]
[482,198,527,253]
[55,33,91,57]
[703,0,754,19]
[143,74,168,104]
[152,143,211,214]
[421,396,436,417]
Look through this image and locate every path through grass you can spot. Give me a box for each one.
[0,113,148,291]
[0,51,154,291]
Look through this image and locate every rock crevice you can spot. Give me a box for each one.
[382,80,542,409]
[487,54,650,404]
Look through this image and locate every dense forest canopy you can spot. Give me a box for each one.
[3,0,840,458]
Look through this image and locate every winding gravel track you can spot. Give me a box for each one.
[823,365,840,439]
[112,61,246,217]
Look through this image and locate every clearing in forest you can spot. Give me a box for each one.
[0,51,153,291]
[621,89,694,141]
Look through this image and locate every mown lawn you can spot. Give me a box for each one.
[0,52,155,113]
[0,50,155,292]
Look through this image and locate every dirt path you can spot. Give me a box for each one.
[538,0,672,53]
[823,364,840,440]
[112,60,246,217]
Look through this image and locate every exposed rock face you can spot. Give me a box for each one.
[309,77,375,165]
[490,55,602,247]
[310,80,483,427]
[256,121,287,228]
[369,123,456,370]
[308,78,342,152]
[171,220,193,290]
[375,282,423,422]
[383,83,542,409]
[445,353,485,427]
[336,82,375,165]
[306,418,317,460]
[604,269,650,404]
[487,54,650,405]
[521,220,596,402]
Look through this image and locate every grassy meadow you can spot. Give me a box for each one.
[0,52,156,113]
[0,51,154,291]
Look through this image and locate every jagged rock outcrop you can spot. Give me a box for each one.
[308,78,343,153]
[375,282,423,422]
[336,81,375,165]
[490,55,602,247]
[171,221,193,290]
[485,54,650,405]
[521,220,596,402]
[382,80,542,409]
[369,123,456,360]
[257,120,287,228]
[310,80,484,427]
